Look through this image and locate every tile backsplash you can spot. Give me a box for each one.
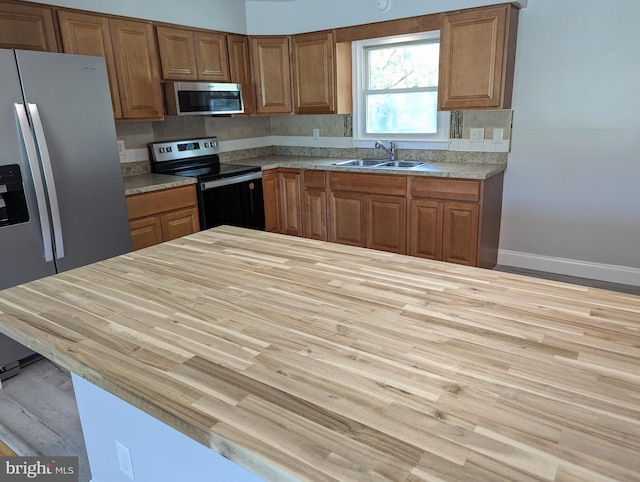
[116,110,511,176]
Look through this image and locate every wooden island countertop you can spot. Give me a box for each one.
[0,226,639,481]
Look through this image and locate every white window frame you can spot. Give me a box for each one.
[352,31,450,150]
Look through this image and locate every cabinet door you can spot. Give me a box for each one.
[0,2,57,52]
[110,19,164,120]
[156,26,198,80]
[129,216,163,250]
[279,171,303,236]
[292,31,335,114]
[329,191,366,247]
[161,207,200,241]
[58,11,122,119]
[262,170,280,233]
[366,195,406,254]
[228,34,255,115]
[304,188,327,241]
[439,5,518,110]
[442,202,479,266]
[251,36,293,114]
[194,32,230,82]
[409,199,443,260]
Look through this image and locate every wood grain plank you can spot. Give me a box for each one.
[0,226,638,481]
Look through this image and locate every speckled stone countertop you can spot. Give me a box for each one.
[123,173,197,196]
[225,156,506,180]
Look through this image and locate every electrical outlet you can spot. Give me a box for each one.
[312,128,320,140]
[115,440,135,480]
[470,128,485,142]
[493,128,504,144]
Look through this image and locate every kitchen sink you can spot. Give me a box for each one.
[332,159,388,167]
[331,159,436,169]
[378,160,426,168]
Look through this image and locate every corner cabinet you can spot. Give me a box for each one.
[228,34,255,115]
[0,2,58,52]
[126,185,200,250]
[59,11,164,120]
[438,4,519,110]
[251,36,293,114]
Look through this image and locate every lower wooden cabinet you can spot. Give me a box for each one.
[329,172,407,254]
[279,170,303,236]
[409,199,443,260]
[263,168,503,268]
[367,195,406,253]
[329,191,366,247]
[303,170,328,241]
[126,185,200,250]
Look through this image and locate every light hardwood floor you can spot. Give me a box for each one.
[0,359,91,482]
[0,264,637,482]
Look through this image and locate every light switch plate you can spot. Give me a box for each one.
[493,128,504,144]
[470,128,485,142]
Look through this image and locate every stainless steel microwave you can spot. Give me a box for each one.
[164,82,244,116]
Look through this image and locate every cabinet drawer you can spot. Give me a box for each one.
[303,170,326,189]
[329,172,407,196]
[411,178,480,202]
[126,185,197,219]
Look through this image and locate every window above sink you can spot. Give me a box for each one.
[352,31,450,150]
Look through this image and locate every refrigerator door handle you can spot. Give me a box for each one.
[14,103,55,263]
[27,103,65,260]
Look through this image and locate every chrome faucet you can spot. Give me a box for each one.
[375,140,396,161]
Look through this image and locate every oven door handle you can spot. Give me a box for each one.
[200,171,262,190]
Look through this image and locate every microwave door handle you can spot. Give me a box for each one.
[27,103,65,260]
[14,103,55,263]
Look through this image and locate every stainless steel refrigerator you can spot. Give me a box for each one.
[0,49,132,380]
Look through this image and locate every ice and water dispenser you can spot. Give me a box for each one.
[0,164,29,228]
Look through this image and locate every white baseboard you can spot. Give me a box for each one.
[497,249,640,287]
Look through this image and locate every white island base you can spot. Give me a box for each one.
[72,374,268,482]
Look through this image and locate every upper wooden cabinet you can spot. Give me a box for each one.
[228,34,255,115]
[0,2,58,52]
[194,31,230,81]
[155,26,197,80]
[109,18,164,120]
[438,4,519,110]
[58,11,122,118]
[292,31,336,114]
[59,12,163,120]
[251,36,293,114]
[291,31,352,115]
[156,26,230,82]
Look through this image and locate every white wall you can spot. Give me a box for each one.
[27,0,248,33]
[499,0,640,283]
[245,0,519,34]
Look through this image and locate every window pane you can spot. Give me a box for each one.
[366,92,438,134]
[368,42,439,90]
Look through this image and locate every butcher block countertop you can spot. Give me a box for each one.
[0,227,639,481]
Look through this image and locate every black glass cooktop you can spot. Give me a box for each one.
[170,163,261,181]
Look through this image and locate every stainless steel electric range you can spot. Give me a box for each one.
[148,137,265,231]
